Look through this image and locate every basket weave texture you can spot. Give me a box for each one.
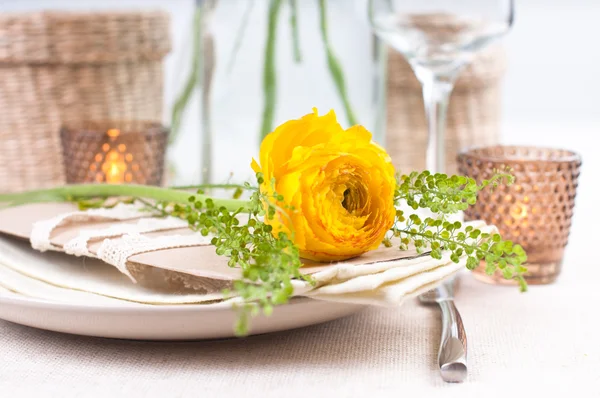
[0,11,170,193]
[386,45,507,176]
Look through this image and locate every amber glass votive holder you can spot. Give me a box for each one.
[457,146,582,285]
[60,121,169,185]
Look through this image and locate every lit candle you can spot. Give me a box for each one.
[60,122,169,186]
[95,129,129,184]
[510,202,528,220]
[101,150,127,184]
[458,146,581,285]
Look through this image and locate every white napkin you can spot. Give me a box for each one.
[0,237,224,305]
[0,262,136,306]
[0,232,477,307]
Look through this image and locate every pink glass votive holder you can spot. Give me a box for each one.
[457,145,582,285]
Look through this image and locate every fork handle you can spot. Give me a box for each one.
[437,299,468,383]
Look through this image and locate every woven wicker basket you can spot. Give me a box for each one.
[386,45,507,176]
[0,11,170,193]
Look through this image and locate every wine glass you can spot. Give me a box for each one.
[369,0,514,173]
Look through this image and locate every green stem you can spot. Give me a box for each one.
[289,0,302,63]
[259,0,283,141]
[0,185,249,213]
[227,0,256,73]
[403,229,474,254]
[170,6,203,145]
[172,184,254,191]
[317,0,358,127]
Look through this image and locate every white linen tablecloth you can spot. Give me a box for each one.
[1,249,598,398]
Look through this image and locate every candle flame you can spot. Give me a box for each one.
[101,150,127,184]
[511,204,528,220]
[109,163,120,177]
[94,132,134,184]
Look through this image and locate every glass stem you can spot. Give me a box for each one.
[417,70,457,174]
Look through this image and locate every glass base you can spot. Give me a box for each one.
[473,260,562,286]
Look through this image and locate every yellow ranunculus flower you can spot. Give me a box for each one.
[251,108,396,262]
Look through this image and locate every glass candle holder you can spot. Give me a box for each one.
[60,121,169,185]
[457,146,582,285]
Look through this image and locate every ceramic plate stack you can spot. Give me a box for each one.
[0,203,492,340]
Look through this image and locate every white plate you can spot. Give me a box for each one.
[0,293,364,340]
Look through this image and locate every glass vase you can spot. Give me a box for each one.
[167,0,387,185]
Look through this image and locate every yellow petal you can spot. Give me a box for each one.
[250,158,261,174]
[256,108,397,262]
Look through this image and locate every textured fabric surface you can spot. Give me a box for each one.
[1,189,598,397]
[1,245,599,398]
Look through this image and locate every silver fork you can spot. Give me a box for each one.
[418,277,468,383]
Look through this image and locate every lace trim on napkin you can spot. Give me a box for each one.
[30,203,150,252]
[96,233,212,280]
[63,217,188,257]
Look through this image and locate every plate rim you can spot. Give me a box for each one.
[0,291,338,314]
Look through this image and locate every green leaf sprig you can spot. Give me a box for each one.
[156,175,311,335]
[391,171,528,291]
